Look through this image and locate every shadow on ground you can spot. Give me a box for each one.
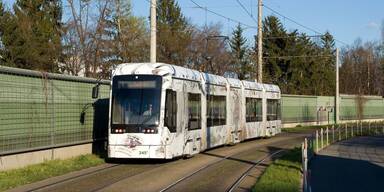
[310,152,384,192]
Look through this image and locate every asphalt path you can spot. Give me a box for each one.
[309,136,384,192]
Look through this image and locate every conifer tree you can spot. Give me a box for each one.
[0,0,62,71]
[257,16,337,95]
[260,16,288,85]
[229,24,250,80]
[115,0,149,63]
[157,0,192,65]
[319,31,336,95]
[0,1,8,65]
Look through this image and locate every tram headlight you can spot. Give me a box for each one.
[112,128,126,134]
[142,128,157,134]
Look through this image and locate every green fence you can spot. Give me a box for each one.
[1,66,384,155]
[0,66,109,155]
[281,94,384,124]
[340,95,384,120]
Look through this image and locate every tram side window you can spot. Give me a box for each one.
[246,98,262,122]
[188,93,201,130]
[165,90,177,132]
[207,95,226,127]
[267,99,279,121]
[256,99,263,121]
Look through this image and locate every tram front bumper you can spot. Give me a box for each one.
[108,145,166,159]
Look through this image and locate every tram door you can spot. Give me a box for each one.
[183,83,201,156]
[230,89,241,144]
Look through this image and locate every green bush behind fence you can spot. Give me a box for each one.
[0,66,383,155]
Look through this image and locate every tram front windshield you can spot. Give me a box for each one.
[111,75,162,131]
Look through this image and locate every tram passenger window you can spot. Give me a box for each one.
[267,99,278,121]
[188,93,201,130]
[165,90,177,132]
[246,98,262,122]
[256,99,262,121]
[207,95,226,127]
[277,100,281,120]
[246,98,255,122]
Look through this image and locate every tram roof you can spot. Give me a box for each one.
[113,63,201,81]
[263,84,281,93]
[226,78,242,88]
[242,80,264,91]
[202,72,227,86]
[113,63,280,93]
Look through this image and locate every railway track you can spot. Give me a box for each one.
[226,149,286,192]
[159,138,296,192]
[158,150,248,192]
[12,132,309,192]
[22,162,162,192]
[22,164,122,192]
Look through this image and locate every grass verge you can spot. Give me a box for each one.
[282,125,326,133]
[0,154,104,191]
[253,147,302,192]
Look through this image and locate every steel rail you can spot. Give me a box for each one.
[159,139,292,192]
[27,164,122,192]
[226,149,286,192]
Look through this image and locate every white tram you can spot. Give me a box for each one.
[107,63,281,159]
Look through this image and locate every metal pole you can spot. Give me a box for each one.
[325,126,329,145]
[345,124,348,140]
[332,125,335,143]
[257,0,263,83]
[360,120,363,136]
[320,128,324,149]
[150,0,157,63]
[338,124,341,141]
[316,130,319,153]
[335,48,340,124]
[302,138,308,192]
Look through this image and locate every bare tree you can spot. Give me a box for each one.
[340,40,382,95]
[188,23,231,75]
[62,0,116,78]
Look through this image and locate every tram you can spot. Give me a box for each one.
[105,63,281,159]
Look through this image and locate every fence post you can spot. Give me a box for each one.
[382,121,384,136]
[345,124,348,140]
[316,130,319,153]
[320,128,324,149]
[371,121,373,136]
[326,126,329,146]
[332,125,335,143]
[369,122,371,135]
[351,123,354,137]
[338,124,341,141]
[302,138,308,192]
[360,121,362,136]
